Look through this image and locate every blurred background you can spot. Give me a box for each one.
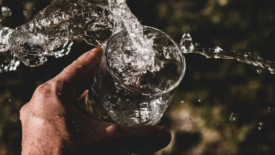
[0,0,275,154]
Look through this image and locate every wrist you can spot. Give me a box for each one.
[21,120,72,155]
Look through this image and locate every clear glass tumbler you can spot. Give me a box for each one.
[82,26,186,126]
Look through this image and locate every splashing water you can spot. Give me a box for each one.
[1,6,12,17]
[258,122,264,130]
[180,33,275,74]
[229,113,236,122]
[0,0,155,74]
[0,0,274,75]
[23,11,28,16]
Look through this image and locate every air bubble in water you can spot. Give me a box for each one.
[229,113,236,121]
[258,126,263,130]
[198,99,201,102]
[181,100,184,103]
[259,122,264,126]
[1,6,12,17]
[8,99,12,102]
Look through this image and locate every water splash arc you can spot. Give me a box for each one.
[0,0,274,75]
[0,0,152,73]
[180,33,275,74]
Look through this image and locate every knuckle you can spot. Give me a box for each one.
[31,82,60,109]
[48,79,63,91]
[35,82,53,95]
[34,80,64,97]
[26,80,68,119]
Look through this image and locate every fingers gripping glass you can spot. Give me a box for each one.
[81,26,186,126]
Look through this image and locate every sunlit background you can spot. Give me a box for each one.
[0,0,275,154]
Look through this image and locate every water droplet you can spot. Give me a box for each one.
[229,113,236,121]
[257,69,262,74]
[214,46,223,53]
[195,42,200,46]
[214,55,221,59]
[180,33,194,53]
[23,11,28,16]
[258,122,264,130]
[268,107,272,112]
[62,14,70,20]
[8,99,12,102]
[198,99,201,102]
[2,6,12,17]
[181,100,184,103]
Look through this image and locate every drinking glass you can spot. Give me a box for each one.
[82,26,186,126]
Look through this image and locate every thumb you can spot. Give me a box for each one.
[118,125,171,154]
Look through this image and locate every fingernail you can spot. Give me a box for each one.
[157,127,172,149]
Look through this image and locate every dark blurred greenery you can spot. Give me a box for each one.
[0,0,275,154]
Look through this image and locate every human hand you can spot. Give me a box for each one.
[19,47,171,155]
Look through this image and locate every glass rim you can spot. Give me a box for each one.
[103,25,186,96]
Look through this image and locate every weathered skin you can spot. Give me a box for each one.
[19,47,171,155]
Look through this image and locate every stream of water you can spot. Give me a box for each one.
[179,34,275,74]
[0,0,274,75]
